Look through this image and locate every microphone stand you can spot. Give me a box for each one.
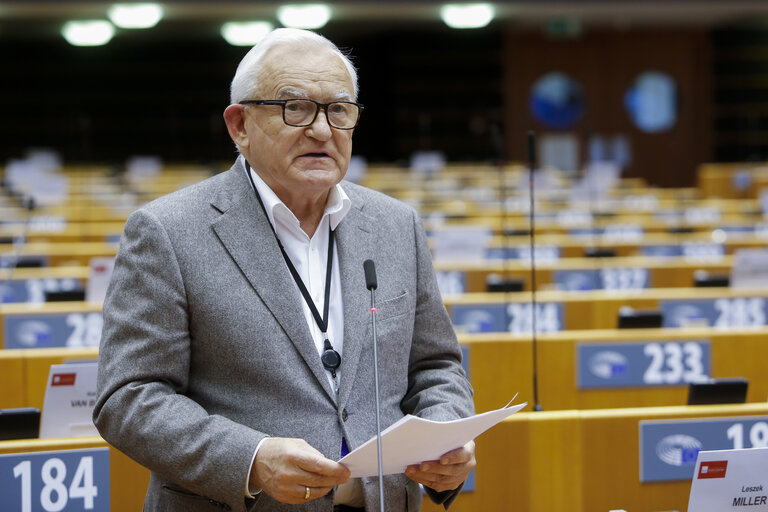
[527,132,543,412]
[365,260,385,511]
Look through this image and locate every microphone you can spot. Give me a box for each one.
[527,131,543,412]
[363,259,385,512]
[364,259,377,290]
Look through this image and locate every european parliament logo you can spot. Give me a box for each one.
[16,320,52,347]
[588,351,628,379]
[656,434,702,467]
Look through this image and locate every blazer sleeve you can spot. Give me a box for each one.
[93,208,264,510]
[400,209,475,508]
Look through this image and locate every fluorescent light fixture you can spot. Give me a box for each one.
[221,21,274,46]
[277,4,332,29]
[107,3,164,29]
[440,3,495,29]
[62,20,115,46]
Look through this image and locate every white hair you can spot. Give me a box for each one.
[230,28,358,104]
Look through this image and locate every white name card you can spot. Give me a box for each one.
[688,447,768,511]
[85,257,114,303]
[731,248,768,289]
[39,362,99,439]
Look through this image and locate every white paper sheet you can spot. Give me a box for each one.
[339,401,527,478]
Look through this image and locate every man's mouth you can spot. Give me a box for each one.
[302,152,329,158]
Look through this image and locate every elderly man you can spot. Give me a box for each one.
[94,28,475,512]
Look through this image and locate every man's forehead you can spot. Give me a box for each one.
[258,43,353,97]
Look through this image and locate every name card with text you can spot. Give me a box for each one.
[688,447,768,511]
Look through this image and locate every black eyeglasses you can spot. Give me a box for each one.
[239,98,364,130]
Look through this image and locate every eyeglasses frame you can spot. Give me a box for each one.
[239,98,364,130]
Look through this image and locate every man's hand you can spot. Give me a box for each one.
[250,437,351,504]
[404,440,476,493]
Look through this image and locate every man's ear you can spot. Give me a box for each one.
[223,104,249,149]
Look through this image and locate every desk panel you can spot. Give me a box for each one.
[0,436,148,511]
[423,403,768,512]
[0,348,99,410]
[462,328,768,414]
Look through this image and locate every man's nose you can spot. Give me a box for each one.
[307,108,333,139]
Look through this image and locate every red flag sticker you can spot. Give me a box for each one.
[51,373,77,386]
[698,460,728,479]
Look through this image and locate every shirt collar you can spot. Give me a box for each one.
[243,157,351,232]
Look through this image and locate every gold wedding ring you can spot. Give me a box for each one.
[304,486,311,500]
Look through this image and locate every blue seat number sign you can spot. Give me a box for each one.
[451,302,563,333]
[0,448,110,511]
[577,340,710,389]
[4,313,103,349]
[661,298,768,328]
[640,416,768,482]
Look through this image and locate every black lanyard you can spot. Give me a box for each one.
[244,162,342,378]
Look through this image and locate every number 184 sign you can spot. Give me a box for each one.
[0,448,109,512]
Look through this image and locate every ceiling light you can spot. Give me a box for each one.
[62,20,115,46]
[440,3,495,29]
[107,3,163,29]
[277,4,332,29]
[221,21,274,46]
[108,3,163,29]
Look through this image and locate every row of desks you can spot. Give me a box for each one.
[0,253,745,295]
[4,283,768,344]
[4,402,767,512]
[3,325,768,414]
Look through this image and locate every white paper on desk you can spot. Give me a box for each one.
[339,401,527,478]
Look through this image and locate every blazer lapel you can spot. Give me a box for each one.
[335,188,376,408]
[209,161,336,402]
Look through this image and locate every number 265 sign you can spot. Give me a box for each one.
[0,448,109,512]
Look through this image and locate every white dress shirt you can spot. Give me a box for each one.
[245,163,364,506]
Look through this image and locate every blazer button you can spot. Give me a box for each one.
[341,408,348,421]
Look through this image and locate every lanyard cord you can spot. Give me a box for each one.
[244,162,342,378]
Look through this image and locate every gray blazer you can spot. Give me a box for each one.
[94,157,474,512]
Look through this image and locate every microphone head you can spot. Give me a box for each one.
[363,259,377,290]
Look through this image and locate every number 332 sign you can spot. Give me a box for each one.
[0,448,109,512]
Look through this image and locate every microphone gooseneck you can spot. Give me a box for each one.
[527,131,543,412]
[363,260,384,512]
[363,259,385,511]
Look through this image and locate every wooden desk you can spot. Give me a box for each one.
[423,403,768,512]
[0,347,99,409]
[461,328,768,414]
[0,241,118,266]
[435,255,734,292]
[0,266,90,303]
[445,286,768,331]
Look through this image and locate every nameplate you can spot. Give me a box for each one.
[451,302,563,334]
[601,223,644,242]
[577,340,710,389]
[640,416,768,482]
[485,245,560,261]
[642,245,682,258]
[3,312,103,349]
[0,448,110,511]
[435,271,466,295]
[0,278,84,304]
[731,248,768,289]
[688,447,768,511]
[681,242,725,261]
[661,298,768,329]
[554,268,650,291]
[39,362,99,439]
